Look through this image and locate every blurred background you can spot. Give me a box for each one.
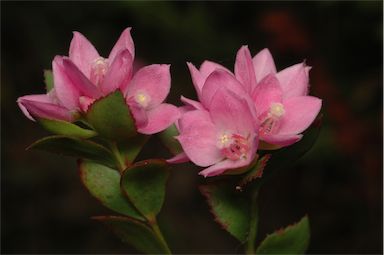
[2,1,382,254]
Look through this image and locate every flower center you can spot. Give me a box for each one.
[90,57,109,86]
[259,103,285,135]
[134,91,151,108]
[218,133,250,161]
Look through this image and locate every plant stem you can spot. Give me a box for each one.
[109,141,126,172]
[149,218,172,254]
[246,187,259,255]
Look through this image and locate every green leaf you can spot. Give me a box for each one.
[158,124,183,155]
[79,161,144,220]
[200,182,250,242]
[86,91,137,141]
[93,215,169,254]
[37,118,97,138]
[238,154,271,189]
[118,134,150,165]
[255,115,323,185]
[28,135,116,168]
[44,69,54,92]
[121,159,170,219]
[255,216,310,254]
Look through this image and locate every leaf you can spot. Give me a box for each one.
[28,135,116,168]
[37,118,97,138]
[93,215,169,254]
[158,124,183,155]
[200,182,251,242]
[255,114,323,185]
[86,91,137,141]
[118,134,150,165]
[238,154,271,189]
[44,69,54,92]
[121,159,170,220]
[79,161,144,220]
[255,216,310,254]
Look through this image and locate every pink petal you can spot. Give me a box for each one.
[199,137,258,177]
[276,62,311,99]
[17,94,73,122]
[127,99,148,129]
[180,96,204,110]
[187,61,231,100]
[198,158,250,177]
[166,152,190,164]
[101,49,133,95]
[252,74,283,117]
[79,96,96,112]
[69,32,100,79]
[279,96,322,135]
[261,134,302,147]
[138,103,180,135]
[201,69,246,109]
[61,57,102,99]
[210,87,255,135]
[252,48,277,82]
[176,110,223,167]
[200,60,231,79]
[52,56,82,110]
[126,64,171,109]
[187,62,204,99]
[108,27,135,62]
[235,45,257,93]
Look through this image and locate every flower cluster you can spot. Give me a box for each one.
[172,46,322,177]
[18,28,179,135]
[17,28,321,178]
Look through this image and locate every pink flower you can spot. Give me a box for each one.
[240,46,322,146]
[18,28,135,121]
[186,46,321,147]
[18,28,179,135]
[176,85,259,177]
[124,64,180,134]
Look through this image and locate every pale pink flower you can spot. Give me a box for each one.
[237,46,322,146]
[18,28,179,135]
[176,85,259,177]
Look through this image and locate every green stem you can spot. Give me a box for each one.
[149,218,172,254]
[109,141,126,172]
[246,188,259,255]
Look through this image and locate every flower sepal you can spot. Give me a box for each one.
[85,90,137,141]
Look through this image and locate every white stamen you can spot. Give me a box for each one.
[135,92,150,108]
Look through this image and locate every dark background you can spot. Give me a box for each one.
[2,1,382,254]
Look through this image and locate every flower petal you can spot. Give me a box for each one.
[187,62,204,99]
[201,69,246,109]
[279,96,322,135]
[180,96,204,110]
[252,48,277,82]
[261,134,302,147]
[52,56,82,110]
[101,49,133,95]
[17,94,73,122]
[61,57,102,99]
[198,158,249,177]
[235,45,257,93]
[176,110,223,167]
[210,87,256,135]
[69,31,100,78]
[252,74,283,117]
[126,64,171,109]
[187,61,231,100]
[127,100,148,130]
[276,62,311,99]
[166,152,190,164]
[108,27,135,62]
[138,104,180,135]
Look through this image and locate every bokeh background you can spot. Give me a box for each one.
[2,1,382,254]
